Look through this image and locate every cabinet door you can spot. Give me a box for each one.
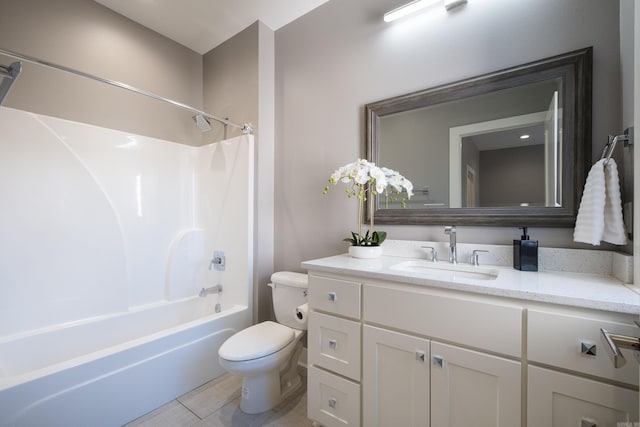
[362,325,430,427]
[528,365,638,427]
[431,342,521,427]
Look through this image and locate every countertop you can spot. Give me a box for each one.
[301,254,640,315]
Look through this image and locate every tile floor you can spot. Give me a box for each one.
[123,371,314,427]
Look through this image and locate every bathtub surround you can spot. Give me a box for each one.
[0,107,253,336]
[0,107,254,426]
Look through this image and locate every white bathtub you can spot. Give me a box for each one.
[0,298,250,427]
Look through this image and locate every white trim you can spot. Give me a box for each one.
[449,111,548,208]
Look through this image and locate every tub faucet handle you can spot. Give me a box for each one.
[209,251,225,271]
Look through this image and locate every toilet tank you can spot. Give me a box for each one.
[269,271,308,330]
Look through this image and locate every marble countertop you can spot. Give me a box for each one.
[301,254,640,315]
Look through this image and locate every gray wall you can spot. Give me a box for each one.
[203,22,276,323]
[275,0,624,272]
[479,145,545,207]
[0,0,203,145]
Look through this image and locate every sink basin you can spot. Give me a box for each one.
[390,260,499,281]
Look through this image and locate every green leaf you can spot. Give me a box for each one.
[371,231,387,245]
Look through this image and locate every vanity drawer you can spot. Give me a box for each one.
[309,311,361,381]
[308,365,361,427]
[528,309,639,386]
[309,275,361,319]
[363,283,522,357]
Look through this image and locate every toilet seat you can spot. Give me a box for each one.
[219,321,294,362]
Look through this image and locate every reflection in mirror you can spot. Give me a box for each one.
[367,48,591,226]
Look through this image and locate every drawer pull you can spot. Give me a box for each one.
[601,328,640,368]
[580,418,597,427]
[328,292,337,302]
[580,342,596,356]
[328,339,337,350]
[433,356,443,367]
[415,351,425,362]
[328,397,337,409]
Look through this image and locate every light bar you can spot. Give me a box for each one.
[383,0,440,22]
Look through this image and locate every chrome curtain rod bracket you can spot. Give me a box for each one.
[0,47,253,134]
[0,61,22,106]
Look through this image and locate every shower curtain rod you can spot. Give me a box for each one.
[0,61,22,106]
[0,47,253,134]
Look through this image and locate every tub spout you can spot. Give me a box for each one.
[199,284,223,297]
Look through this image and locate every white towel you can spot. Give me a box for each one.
[573,158,627,245]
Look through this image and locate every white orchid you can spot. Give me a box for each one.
[382,167,414,201]
[324,158,413,246]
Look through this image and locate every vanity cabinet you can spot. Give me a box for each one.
[307,275,362,427]
[307,273,523,427]
[306,269,639,427]
[527,308,639,426]
[362,282,522,427]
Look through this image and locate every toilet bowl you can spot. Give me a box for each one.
[218,271,308,414]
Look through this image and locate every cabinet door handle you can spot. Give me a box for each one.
[328,292,337,302]
[580,418,597,427]
[581,341,596,356]
[415,351,425,362]
[433,356,444,367]
[328,339,337,350]
[328,397,337,409]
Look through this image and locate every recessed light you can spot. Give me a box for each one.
[520,134,530,140]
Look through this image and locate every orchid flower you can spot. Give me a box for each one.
[324,159,413,246]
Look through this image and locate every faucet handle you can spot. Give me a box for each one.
[421,246,438,262]
[471,249,489,266]
[444,225,456,234]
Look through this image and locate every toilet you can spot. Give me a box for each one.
[218,271,308,414]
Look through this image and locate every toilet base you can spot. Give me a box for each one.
[239,341,304,414]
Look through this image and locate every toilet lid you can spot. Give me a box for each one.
[219,321,295,362]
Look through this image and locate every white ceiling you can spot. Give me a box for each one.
[94,0,330,54]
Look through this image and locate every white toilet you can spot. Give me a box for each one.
[218,271,308,414]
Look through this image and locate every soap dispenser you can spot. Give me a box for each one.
[513,227,538,271]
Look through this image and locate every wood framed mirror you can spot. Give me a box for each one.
[366,47,592,226]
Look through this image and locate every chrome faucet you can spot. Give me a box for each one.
[444,226,457,264]
[199,284,223,297]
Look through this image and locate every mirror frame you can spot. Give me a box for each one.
[365,47,592,227]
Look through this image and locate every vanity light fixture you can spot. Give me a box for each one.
[384,0,468,22]
[384,0,440,22]
[444,0,468,11]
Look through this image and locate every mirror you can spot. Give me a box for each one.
[366,47,592,226]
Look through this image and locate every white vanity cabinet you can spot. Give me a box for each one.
[527,308,639,426]
[305,266,640,427]
[307,275,362,427]
[307,273,523,427]
[362,281,522,427]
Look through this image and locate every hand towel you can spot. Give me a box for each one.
[573,158,627,245]
[573,159,606,245]
[602,158,627,244]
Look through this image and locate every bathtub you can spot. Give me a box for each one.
[0,297,250,427]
